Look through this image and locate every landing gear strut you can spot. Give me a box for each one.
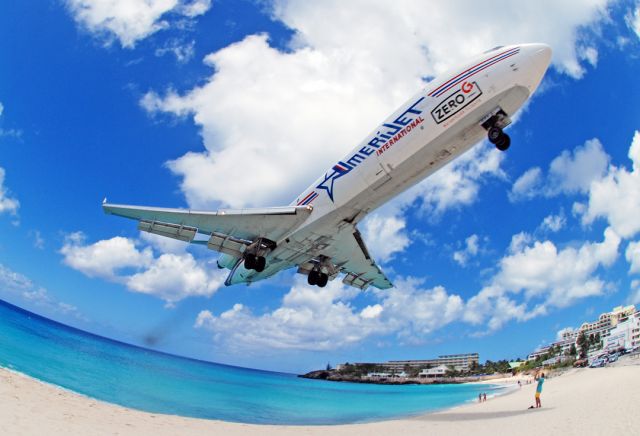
[307,269,329,288]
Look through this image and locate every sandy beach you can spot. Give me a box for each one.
[2,358,640,436]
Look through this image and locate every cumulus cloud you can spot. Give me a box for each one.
[0,167,19,215]
[510,167,543,201]
[465,227,620,331]
[195,275,463,351]
[510,138,610,201]
[360,211,410,264]
[142,0,613,210]
[453,234,481,266]
[580,131,640,238]
[64,0,211,48]
[60,232,224,303]
[626,240,640,274]
[60,232,153,280]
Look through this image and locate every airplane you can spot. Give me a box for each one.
[103,43,552,291]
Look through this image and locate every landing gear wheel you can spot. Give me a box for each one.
[255,256,266,273]
[487,126,503,144]
[244,253,257,270]
[307,270,319,286]
[317,273,329,288]
[495,133,511,151]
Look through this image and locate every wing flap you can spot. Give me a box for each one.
[324,227,393,290]
[138,219,197,242]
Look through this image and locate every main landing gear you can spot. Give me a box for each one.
[307,269,329,288]
[243,238,276,273]
[244,253,266,273]
[487,126,511,151]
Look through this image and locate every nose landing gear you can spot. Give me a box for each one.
[482,109,511,152]
[487,126,511,151]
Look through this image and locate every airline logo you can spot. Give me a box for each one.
[315,97,425,202]
[431,81,482,124]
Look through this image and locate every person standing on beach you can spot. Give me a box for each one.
[535,372,545,408]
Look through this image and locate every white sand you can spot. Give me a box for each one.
[2,358,640,435]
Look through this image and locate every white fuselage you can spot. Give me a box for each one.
[225,43,552,285]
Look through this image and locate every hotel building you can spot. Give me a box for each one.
[527,304,640,360]
[338,353,479,373]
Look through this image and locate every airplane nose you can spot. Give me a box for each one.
[522,43,552,93]
[529,43,552,72]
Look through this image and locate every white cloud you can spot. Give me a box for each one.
[465,227,620,331]
[626,240,640,274]
[581,131,640,238]
[155,39,195,63]
[627,5,640,39]
[0,263,83,318]
[60,232,224,303]
[0,167,19,215]
[195,275,463,351]
[547,138,610,195]
[539,211,566,233]
[360,211,410,263]
[629,280,640,305]
[510,138,610,201]
[510,167,543,201]
[60,232,153,280]
[64,0,211,48]
[453,234,480,266]
[143,0,613,209]
[30,230,45,249]
[556,326,575,341]
[127,253,224,303]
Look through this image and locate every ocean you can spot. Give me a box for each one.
[0,299,499,425]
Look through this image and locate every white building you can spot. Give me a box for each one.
[528,304,639,361]
[603,311,640,351]
[419,364,449,378]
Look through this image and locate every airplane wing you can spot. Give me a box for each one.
[296,226,393,290]
[102,202,313,258]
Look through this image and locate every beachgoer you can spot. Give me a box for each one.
[535,372,545,408]
[483,393,487,402]
[478,393,482,403]
[518,380,522,388]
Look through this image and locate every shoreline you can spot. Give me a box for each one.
[2,360,640,435]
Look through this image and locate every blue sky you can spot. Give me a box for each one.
[1,0,639,373]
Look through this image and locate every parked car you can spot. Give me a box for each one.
[608,352,619,362]
[590,358,606,368]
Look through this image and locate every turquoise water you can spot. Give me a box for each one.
[0,299,499,424]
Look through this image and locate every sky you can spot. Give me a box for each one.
[1,0,639,373]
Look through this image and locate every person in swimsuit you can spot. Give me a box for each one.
[535,372,545,408]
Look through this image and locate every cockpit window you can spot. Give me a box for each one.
[483,45,504,54]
